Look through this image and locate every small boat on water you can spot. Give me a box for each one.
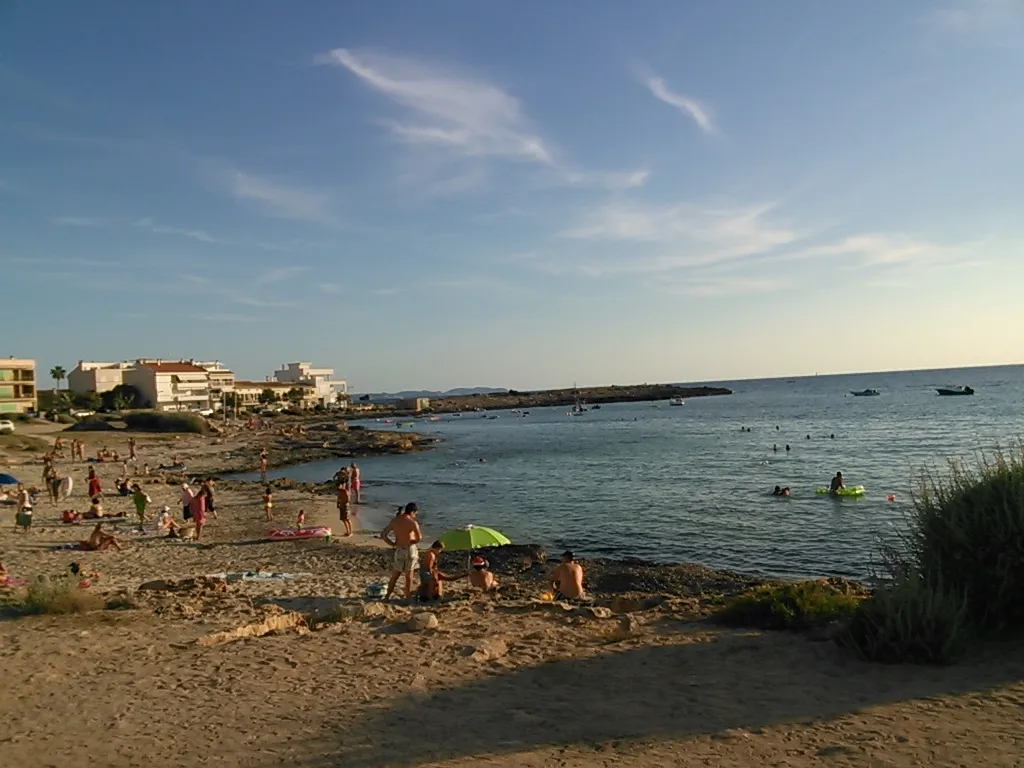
[850,389,880,397]
[937,386,974,396]
[669,396,685,406]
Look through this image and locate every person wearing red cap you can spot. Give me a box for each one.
[469,556,499,593]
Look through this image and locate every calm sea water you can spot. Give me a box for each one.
[257,365,1024,580]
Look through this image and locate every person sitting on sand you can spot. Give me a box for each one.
[418,541,450,602]
[116,477,131,497]
[469,556,499,593]
[829,471,845,494]
[381,503,422,600]
[84,496,105,519]
[551,550,585,601]
[81,522,122,552]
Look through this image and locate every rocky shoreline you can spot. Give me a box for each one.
[426,383,731,412]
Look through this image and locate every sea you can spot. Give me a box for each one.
[251,365,1024,581]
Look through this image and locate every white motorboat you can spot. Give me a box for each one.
[669,396,685,406]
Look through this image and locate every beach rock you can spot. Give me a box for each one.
[406,613,438,632]
[194,612,306,647]
[609,596,644,614]
[466,637,508,662]
[360,602,394,619]
[578,606,613,620]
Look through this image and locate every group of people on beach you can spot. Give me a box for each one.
[378,502,585,603]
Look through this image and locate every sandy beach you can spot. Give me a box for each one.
[1,422,1023,767]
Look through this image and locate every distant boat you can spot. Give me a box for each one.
[850,389,880,397]
[669,396,685,406]
[570,382,587,415]
[937,386,974,396]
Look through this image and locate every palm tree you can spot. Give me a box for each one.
[50,365,67,390]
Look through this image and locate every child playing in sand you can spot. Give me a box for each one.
[263,486,274,521]
[469,556,499,593]
[296,508,305,529]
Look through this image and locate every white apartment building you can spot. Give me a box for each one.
[273,362,348,406]
[123,361,213,412]
[67,361,133,394]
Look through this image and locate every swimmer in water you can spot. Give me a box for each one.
[785,444,791,452]
[829,471,845,494]
[772,486,791,497]
[773,444,778,453]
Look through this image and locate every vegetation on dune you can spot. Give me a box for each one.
[122,410,210,435]
[2,577,105,617]
[841,447,1024,664]
[716,581,864,631]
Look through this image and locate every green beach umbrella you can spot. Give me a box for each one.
[437,524,511,551]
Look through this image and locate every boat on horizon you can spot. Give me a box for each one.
[850,389,880,397]
[937,386,974,396]
[669,396,685,406]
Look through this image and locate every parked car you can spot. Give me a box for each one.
[197,408,215,417]
[70,409,95,418]
[0,420,15,434]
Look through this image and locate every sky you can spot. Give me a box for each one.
[2,0,1023,391]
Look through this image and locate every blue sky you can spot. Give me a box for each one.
[2,0,1023,391]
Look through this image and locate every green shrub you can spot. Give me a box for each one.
[842,447,1024,664]
[122,411,210,435]
[18,577,105,615]
[896,450,1024,635]
[716,581,863,631]
[841,575,969,665]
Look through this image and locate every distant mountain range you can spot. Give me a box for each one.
[355,387,507,401]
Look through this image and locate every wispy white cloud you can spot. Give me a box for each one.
[784,234,969,268]
[255,266,309,285]
[318,282,345,295]
[924,0,1024,43]
[55,216,108,228]
[222,169,341,227]
[326,48,554,165]
[561,169,650,191]
[659,276,789,297]
[201,313,261,324]
[324,48,645,191]
[132,217,228,245]
[646,76,716,135]
[559,201,798,273]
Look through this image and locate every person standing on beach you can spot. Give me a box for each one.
[128,437,137,461]
[349,462,361,504]
[131,483,150,523]
[180,483,194,520]
[336,481,352,537]
[87,467,102,499]
[189,486,209,540]
[335,465,350,493]
[202,478,218,520]
[381,503,422,600]
[258,450,268,483]
[551,550,585,600]
[263,486,274,521]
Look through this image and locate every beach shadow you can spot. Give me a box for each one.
[295,628,1024,767]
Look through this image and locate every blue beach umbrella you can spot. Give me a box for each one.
[0,473,20,485]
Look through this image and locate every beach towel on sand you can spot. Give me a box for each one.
[205,571,312,583]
